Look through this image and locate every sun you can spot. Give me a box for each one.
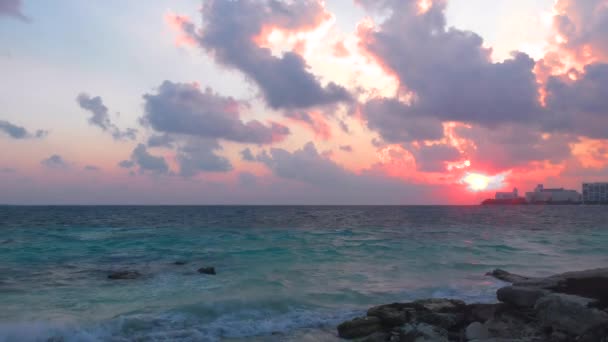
[462,173,490,191]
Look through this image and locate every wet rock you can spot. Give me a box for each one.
[413,298,466,313]
[466,322,490,340]
[496,286,547,308]
[107,270,141,280]
[398,322,448,342]
[540,268,608,307]
[173,260,187,265]
[486,269,531,283]
[465,303,501,323]
[416,311,463,331]
[577,323,608,342]
[535,293,608,336]
[337,316,383,339]
[367,303,413,326]
[198,267,216,275]
[361,331,390,342]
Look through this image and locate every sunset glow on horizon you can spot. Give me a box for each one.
[2,0,608,204]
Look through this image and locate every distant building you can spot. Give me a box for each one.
[495,188,519,200]
[525,184,581,203]
[582,183,608,204]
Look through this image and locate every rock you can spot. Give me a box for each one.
[541,268,608,307]
[577,323,608,342]
[465,304,501,323]
[486,269,531,283]
[497,267,608,308]
[466,322,491,340]
[416,312,463,331]
[107,270,141,280]
[367,303,413,327]
[398,322,448,342]
[337,316,383,339]
[174,260,187,265]
[198,267,216,275]
[535,293,608,336]
[496,286,546,308]
[361,331,390,342]
[413,298,466,313]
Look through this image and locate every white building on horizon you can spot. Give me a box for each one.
[582,182,608,203]
[525,184,581,203]
[495,188,519,200]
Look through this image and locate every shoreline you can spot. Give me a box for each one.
[335,268,608,341]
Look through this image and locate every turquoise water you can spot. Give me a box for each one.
[1,206,608,341]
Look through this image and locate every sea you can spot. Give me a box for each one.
[1,205,607,341]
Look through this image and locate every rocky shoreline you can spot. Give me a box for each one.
[336,268,608,341]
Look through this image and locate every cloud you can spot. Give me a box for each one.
[142,81,289,144]
[357,1,544,143]
[241,148,255,161]
[84,165,100,172]
[76,93,138,141]
[544,63,608,138]
[361,98,444,143]
[456,124,574,171]
[118,160,134,169]
[552,0,608,62]
[255,141,439,203]
[285,110,332,140]
[176,139,233,177]
[413,144,461,172]
[339,145,353,152]
[41,155,68,169]
[0,120,47,139]
[0,0,28,21]
[238,171,257,186]
[130,144,169,174]
[0,167,16,173]
[169,0,351,109]
[147,134,174,148]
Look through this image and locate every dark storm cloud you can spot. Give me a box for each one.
[175,0,351,109]
[361,98,444,143]
[0,0,28,21]
[131,144,169,174]
[76,93,138,141]
[177,140,233,177]
[142,81,290,144]
[41,155,68,169]
[0,120,47,139]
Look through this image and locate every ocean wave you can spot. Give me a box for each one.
[0,305,361,342]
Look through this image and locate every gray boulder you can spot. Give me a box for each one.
[466,322,490,340]
[397,322,448,342]
[535,293,608,336]
[337,316,383,339]
[496,286,547,308]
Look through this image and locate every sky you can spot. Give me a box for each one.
[1,0,608,205]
